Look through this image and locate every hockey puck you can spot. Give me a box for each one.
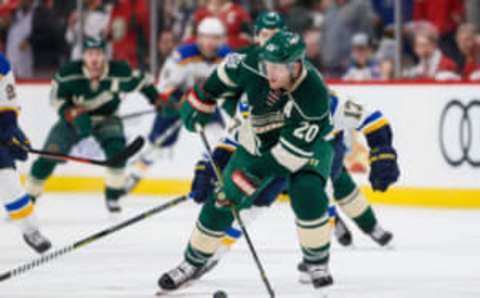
[213,290,227,298]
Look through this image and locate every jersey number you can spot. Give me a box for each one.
[6,84,16,100]
[344,100,363,120]
[294,122,319,142]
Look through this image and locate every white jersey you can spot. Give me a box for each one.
[157,43,231,98]
[0,54,19,113]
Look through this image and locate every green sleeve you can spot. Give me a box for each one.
[114,61,159,104]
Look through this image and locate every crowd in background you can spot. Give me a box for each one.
[0,0,479,81]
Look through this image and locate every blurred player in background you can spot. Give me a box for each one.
[0,53,51,253]
[25,37,161,213]
[126,17,231,192]
[191,0,252,49]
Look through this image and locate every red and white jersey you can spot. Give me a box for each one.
[405,49,460,80]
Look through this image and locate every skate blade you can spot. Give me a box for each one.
[155,280,193,296]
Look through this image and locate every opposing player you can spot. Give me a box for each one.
[25,37,161,213]
[0,54,51,253]
[125,17,231,192]
[189,89,399,281]
[159,31,336,291]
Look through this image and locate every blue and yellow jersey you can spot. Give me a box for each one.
[158,43,232,99]
[173,43,231,65]
[329,90,388,137]
[0,53,18,115]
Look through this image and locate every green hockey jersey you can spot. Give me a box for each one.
[202,49,334,178]
[50,60,158,116]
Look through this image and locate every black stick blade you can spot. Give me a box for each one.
[106,136,145,167]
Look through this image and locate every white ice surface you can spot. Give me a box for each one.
[1,194,480,298]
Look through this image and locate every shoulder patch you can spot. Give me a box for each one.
[0,54,11,76]
[224,53,246,69]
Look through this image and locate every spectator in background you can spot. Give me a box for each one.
[413,0,464,65]
[66,0,111,60]
[303,27,323,71]
[157,29,178,70]
[6,0,35,78]
[342,33,381,81]
[278,0,313,35]
[455,23,480,79]
[371,0,413,38]
[192,0,251,49]
[321,0,376,78]
[108,0,150,69]
[471,34,480,80]
[30,0,65,77]
[466,0,480,32]
[404,28,460,80]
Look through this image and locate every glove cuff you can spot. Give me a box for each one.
[232,170,258,196]
[63,106,87,123]
[187,85,216,114]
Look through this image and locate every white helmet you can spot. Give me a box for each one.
[198,17,226,36]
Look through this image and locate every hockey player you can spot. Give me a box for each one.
[159,31,336,291]
[0,54,51,253]
[126,17,231,192]
[25,37,161,213]
[189,90,399,281]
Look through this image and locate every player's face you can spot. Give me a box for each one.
[256,29,278,46]
[83,49,106,76]
[263,61,296,90]
[198,34,225,58]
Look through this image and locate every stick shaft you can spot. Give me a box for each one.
[0,195,187,283]
[198,130,275,298]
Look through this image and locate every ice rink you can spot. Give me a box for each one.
[1,194,480,298]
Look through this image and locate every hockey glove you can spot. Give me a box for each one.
[369,146,399,192]
[63,106,92,138]
[0,111,30,161]
[180,85,215,132]
[190,145,235,204]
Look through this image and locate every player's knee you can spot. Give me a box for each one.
[336,188,370,219]
[102,138,127,168]
[332,169,356,199]
[289,172,329,220]
[30,158,58,179]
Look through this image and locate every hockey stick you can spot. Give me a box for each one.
[0,195,188,283]
[21,136,145,167]
[197,128,276,298]
[119,109,157,121]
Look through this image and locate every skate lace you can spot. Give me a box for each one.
[169,262,196,283]
[309,265,330,279]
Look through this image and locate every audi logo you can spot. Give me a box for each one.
[439,99,480,167]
